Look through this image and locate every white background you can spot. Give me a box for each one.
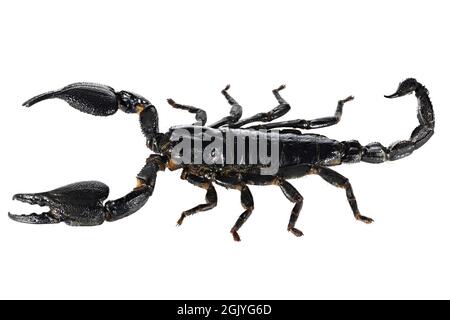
[0,0,449,299]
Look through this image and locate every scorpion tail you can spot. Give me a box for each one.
[342,78,434,164]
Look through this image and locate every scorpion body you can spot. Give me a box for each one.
[9,79,434,240]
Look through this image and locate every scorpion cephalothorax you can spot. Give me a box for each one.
[10,79,434,241]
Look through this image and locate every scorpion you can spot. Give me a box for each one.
[9,78,434,241]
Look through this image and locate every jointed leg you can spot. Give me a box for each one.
[177,174,217,226]
[230,184,254,241]
[315,166,374,224]
[209,85,243,128]
[230,85,291,128]
[278,179,304,237]
[167,98,207,126]
[241,168,311,237]
[246,95,354,130]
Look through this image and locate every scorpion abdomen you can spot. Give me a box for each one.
[279,134,343,167]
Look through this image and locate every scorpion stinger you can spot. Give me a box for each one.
[10,79,434,241]
[384,78,435,151]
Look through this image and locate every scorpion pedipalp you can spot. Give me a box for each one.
[10,181,109,226]
[22,82,119,116]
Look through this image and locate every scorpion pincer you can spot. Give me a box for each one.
[9,79,434,241]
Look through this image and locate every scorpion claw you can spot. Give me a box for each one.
[12,193,49,206]
[10,181,110,226]
[22,83,119,116]
[8,212,60,224]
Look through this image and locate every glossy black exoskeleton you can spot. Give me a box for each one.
[10,79,434,241]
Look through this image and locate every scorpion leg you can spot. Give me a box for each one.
[230,85,291,128]
[244,167,312,237]
[246,95,354,130]
[314,166,374,224]
[278,179,304,237]
[167,98,207,126]
[176,174,217,226]
[209,85,243,128]
[230,184,254,242]
[214,175,254,241]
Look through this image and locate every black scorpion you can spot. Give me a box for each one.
[9,79,434,240]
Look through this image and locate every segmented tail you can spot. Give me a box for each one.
[342,78,434,163]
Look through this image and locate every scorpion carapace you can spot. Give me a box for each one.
[9,79,434,240]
